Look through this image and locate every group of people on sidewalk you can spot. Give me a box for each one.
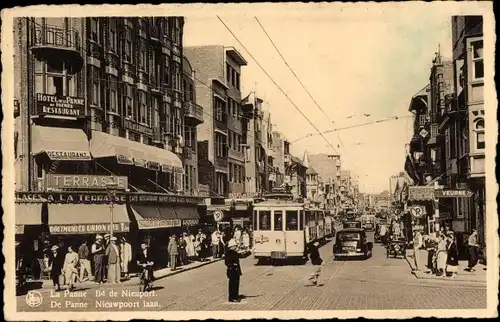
[412,227,481,278]
[46,234,133,291]
[166,229,211,271]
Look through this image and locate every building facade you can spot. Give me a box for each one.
[302,150,324,206]
[14,17,203,262]
[268,130,288,190]
[184,45,248,197]
[307,153,342,213]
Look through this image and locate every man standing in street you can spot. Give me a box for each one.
[105,236,121,284]
[466,229,480,272]
[211,229,220,258]
[306,241,323,287]
[168,235,179,271]
[413,230,428,273]
[78,239,92,282]
[92,235,105,284]
[225,239,242,302]
[120,237,132,279]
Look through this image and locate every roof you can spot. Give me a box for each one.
[306,166,318,175]
[225,47,248,66]
[408,85,430,112]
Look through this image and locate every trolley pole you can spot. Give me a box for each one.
[106,179,118,239]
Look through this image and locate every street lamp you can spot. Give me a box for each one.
[106,178,118,240]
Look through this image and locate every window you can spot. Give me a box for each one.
[139,91,148,124]
[475,118,485,149]
[90,18,99,43]
[298,211,303,231]
[88,66,100,106]
[109,19,117,52]
[274,211,283,231]
[163,55,170,86]
[152,96,161,127]
[106,76,118,113]
[236,73,240,91]
[226,63,232,84]
[286,211,298,231]
[189,84,194,101]
[471,40,484,80]
[232,69,237,87]
[139,41,147,70]
[253,210,258,230]
[259,211,271,230]
[338,232,361,241]
[124,27,133,62]
[124,84,135,119]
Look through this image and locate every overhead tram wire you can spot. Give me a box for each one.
[217,16,340,156]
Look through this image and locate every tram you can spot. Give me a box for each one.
[252,193,329,261]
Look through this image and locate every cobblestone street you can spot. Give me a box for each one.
[18,232,487,312]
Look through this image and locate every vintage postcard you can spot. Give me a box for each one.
[1,2,498,320]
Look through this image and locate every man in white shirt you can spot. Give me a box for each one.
[413,230,428,272]
[211,230,221,259]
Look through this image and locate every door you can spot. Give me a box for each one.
[284,210,304,255]
[271,210,286,258]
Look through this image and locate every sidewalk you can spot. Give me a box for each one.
[39,256,223,289]
[405,249,486,284]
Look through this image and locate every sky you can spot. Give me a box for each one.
[183,6,453,194]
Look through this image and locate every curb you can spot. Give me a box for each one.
[150,258,224,282]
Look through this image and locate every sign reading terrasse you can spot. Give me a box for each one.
[15,191,203,205]
[46,150,91,161]
[36,93,85,118]
[47,174,128,190]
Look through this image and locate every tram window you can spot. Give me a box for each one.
[252,210,257,230]
[274,211,283,231]
[286,211,298,231]
[298,210,304,230]
[259,211,271,231]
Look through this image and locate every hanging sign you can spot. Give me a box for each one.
[409,205,426,219]
[419,129,429,138]
[213,210,225,222]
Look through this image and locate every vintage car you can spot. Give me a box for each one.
[333,228,373,259]
[343,221,362,229]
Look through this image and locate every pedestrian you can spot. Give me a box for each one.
[48,245,65,291]
[306,241,323,287]
[435,234,448,277]
[218,231,226,258]
[466,229,480,272]
[78,240,92,282]
[120,237,132,279]
[178,233,188,266]
[413,230,428,272]
[185,232,196,260]
[225,239,242,303]
[234,227,242,247]
[211,229,220,258]
[195,229,207,262]
[446,232,459,278]
[242,230,250,253]
[380,224,388,246]
[63,246,79,291]
[168,235,179,271]
[92,235,106,284]
[105,236,121,284]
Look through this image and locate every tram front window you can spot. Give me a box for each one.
[259,211,271,230]
[286,211,298,230]
[274,211,283,231]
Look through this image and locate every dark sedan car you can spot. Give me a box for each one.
[333,228,373,260]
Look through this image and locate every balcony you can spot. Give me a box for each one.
[183,147,193,160]
[138,70,149,86]
[228,149,244,160]
[184,101,204,125]
[214,119,228,133]
[104,51,119,71]
[149,24,162,44]
[31,24,83,73]
[215,156,228,169]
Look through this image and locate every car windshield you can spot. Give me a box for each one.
[338,232,361,241]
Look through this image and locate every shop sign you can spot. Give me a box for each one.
[435,189,473,198]
[148,161,161,171]
[49,223,129,234]
[213,210,224,222]
[183,219,199,226]
[409,205,426,219]
[123,118,153,136]
[137,219,181,229]
[134,158,148,168]
[408,186,435,201]
[47,174,128,190]
[117,155,134,165]
[161,164,173,173]
[15,192,128,204]
[128,194,200,204]
[45,150,91,161]
[36,93,85,118]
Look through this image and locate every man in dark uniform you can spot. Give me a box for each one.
[225,239,242,302]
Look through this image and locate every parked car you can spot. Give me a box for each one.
[333,228,373,260]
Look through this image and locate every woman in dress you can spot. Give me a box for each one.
[446,232,459,278]
[242,230,250,253]
[435,234,448,277]
[186,232,196,259]
[63,245,79,291]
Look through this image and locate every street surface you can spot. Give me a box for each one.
[17,231,487,312]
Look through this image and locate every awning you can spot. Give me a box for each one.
[15,203,43,234]
[130,204,181,229]
[48,204,130,235]
[32,125,91,161]
[90,130,183,171]
[174,205,200,226]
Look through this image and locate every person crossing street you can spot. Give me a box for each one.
[306,241,323,287]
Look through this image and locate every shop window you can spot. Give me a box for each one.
[474,118,485,149]
[274,211,283,231]
[286,211,298,231]
[258,211,271,231]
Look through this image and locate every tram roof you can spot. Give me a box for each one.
[253,200,304,207]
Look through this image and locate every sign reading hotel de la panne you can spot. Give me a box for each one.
[47,174,128,190]
[36,93,86,118]
[16,191,202,205]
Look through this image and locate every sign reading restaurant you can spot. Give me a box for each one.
[45,150,92,161]
[47,174,128,190]
[36,93,85,118]
[16,191,202,205]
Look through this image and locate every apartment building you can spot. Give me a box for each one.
[184,45,248,197]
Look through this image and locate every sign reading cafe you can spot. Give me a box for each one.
[36,93,85,118]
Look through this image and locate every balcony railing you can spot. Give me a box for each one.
[104,51,119,69]
[214,119,228,132]
[215,156,228,168]
[229,149,244,160]
[183,147,193,160]
[184,101,204,125]
[33,24,81,51]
